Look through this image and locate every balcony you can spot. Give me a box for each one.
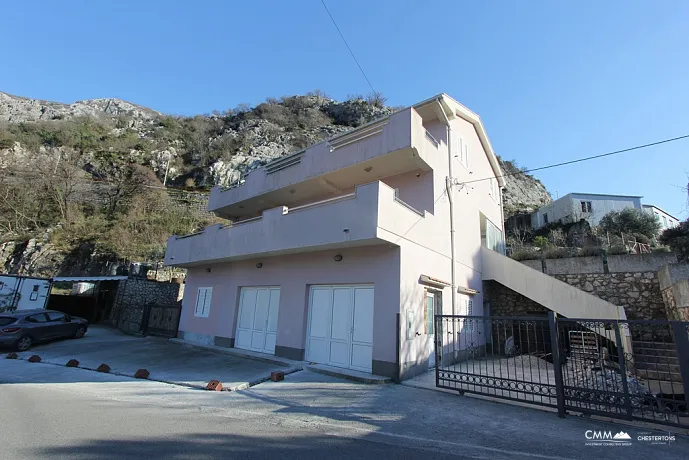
[208,107,441,219]
[165,181,428,267]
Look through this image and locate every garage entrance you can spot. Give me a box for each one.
[235,287,280,354]
[305,285,374,373]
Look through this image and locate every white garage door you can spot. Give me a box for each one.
[306,285,374,373]
[235,287,280,354]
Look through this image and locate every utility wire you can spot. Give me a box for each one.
[319,0,376,94]
[460,133,689,186]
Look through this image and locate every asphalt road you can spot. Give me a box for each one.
[1,373,460,460]
[2,358,687,460]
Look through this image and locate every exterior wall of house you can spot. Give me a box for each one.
[394,114,501,379]
[532,193,642,229]
[178,245,401,372]
[643,205,680,230]
[173,103,505,380]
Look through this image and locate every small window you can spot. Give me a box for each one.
[580,201,592,213]
[46,311,65,322]
[463,297,474,331]
[30,284,39,301]
[663,216,667,227]
[194,287,213,318]
[424,292,434,335]
[458,137,469,168]
[543,213,549,224]
[488,178,499,201]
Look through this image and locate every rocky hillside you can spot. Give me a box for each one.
[0,90,550,276]
[498,157,551,218]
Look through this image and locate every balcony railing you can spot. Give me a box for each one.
[166,180,432,266]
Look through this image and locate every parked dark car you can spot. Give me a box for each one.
[0,309,88,351]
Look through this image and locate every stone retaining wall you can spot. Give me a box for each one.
[112,278,181,333]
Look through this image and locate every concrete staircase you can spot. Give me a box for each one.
[481,247,626,321]
[632,340,682,382]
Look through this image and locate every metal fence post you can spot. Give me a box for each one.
[548,311,566,418]
[671,322,689,402]
[613,322,633,420]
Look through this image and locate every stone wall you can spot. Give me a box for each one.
[552,272,665,320]
[522,252,678,276]
[484,281,548,317]
[484,272,666,321]
[112,278,181,333]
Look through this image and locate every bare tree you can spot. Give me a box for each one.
[100,164,163,218]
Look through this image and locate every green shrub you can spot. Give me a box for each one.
[607,245,628,255]
[542,247,568,259]
[533,235,549,249]
[510,248,540,261]
[578,246,604,257]
[659,220,689,262]
[599,208,662,238]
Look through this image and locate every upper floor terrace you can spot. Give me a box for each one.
[209,105,445,220]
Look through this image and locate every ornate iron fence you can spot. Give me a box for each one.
[435,314,689,428]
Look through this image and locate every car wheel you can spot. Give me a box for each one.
[16,336,32,352]
[74,326,86,339]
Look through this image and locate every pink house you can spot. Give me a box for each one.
[164,93,625,380]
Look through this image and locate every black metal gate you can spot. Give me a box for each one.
[435,313,689,429]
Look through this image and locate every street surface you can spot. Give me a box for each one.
[2,357,687,459]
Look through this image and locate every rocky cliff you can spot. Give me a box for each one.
[498,157,552,218]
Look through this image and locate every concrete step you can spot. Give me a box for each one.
[634,362,681,373]
[636,368,683,381]
[634,353,680,365]
[632,341,677,351]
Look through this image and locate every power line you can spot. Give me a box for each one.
[319,0,376,94]
[460,133,689,186]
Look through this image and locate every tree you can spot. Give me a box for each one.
[598,208,662,239]
[99,164,162,218]
[659,219,689,262]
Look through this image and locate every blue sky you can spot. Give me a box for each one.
[2,1,688,218]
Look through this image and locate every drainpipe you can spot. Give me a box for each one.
[435,98,457,320]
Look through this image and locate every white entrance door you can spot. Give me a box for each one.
[235,287,280,354]
[306,285,374,373]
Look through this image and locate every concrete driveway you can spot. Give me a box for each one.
[4,325,298,390]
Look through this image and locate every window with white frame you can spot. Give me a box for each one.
[462,297,474,331]
[194,287,213,318]
[488,178,499,201]
[459,137,469,168]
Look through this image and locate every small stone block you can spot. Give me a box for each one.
[96,363,111,373]
[66,359,79,367]
[206,380,223,391]
[27,355,41,363]
[134,369,150,379]
[270,371,285,382]
[5,352,18,359]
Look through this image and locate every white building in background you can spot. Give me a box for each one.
[643,204,680,230]
[531,193,643,230]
